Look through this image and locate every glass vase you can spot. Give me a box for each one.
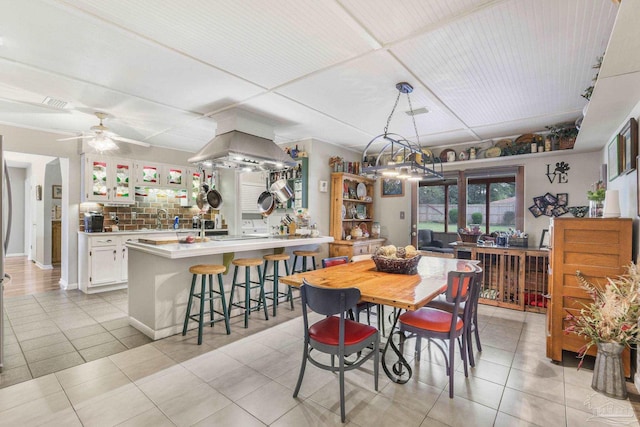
[589,200,603,218]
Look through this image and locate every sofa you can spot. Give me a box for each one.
[417,229,455,254]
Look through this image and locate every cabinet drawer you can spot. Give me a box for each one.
[353,244,369,255]
[369,242,382,253]
[90,237,118,247]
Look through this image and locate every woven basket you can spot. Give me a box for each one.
[458,233,480,244]
[372,254,421,275]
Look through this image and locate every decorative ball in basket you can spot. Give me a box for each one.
[373,244,421,275]
[458,232,480,244]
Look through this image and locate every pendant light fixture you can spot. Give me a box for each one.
[361,82,443,180]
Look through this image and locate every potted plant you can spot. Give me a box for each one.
[587,180,606,217]
[564,263,640,399]
[545,123,579,150]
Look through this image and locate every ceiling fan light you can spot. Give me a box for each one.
[381,169,399,177]
[88,135,118,152]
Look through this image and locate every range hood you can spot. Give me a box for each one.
[188,130,296,171]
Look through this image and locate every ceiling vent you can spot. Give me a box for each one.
[405,107,429,116]
[42,96,68,109]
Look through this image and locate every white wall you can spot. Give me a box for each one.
[6,167,25,255]
[376,150,603,247]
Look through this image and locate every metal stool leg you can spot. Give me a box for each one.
[285,260,294,310]
[228,266,239,316]
[302,256,307,272]
[272,261,279,316]
[182,274,197,336]
[208,274,215,325]
[215,273,230,335]
[312,256,317,270]
[244,266,251,328]
[197,274,206,345]
[257,265,268,320]
[293,255,299,273]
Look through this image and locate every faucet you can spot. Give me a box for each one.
[156,208,168,229]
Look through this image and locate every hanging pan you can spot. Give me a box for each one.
[257,178,275,217]
[207,187,223,209]
[196,184,209,212]
[206,172,223,209]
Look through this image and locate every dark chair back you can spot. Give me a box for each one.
[300,280,360,317]
[321,256,349,268]
[418,229,433,245]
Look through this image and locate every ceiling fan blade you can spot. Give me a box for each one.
[111,135,151,148]
[56,135,94,141]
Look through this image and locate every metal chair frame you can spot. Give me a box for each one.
[293,280,379,423]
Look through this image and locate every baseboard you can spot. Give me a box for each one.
[33,261,53,270]
[5,253,26,258]
[60,279,77,290]
[128,316,183,340]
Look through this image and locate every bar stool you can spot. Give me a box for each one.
[228,258,269,328]
[292,250,320,273]
[182,264,231,345]
[263,253,293,316]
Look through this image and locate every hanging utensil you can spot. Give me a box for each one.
[207,176,223,209]
[197,183,209,211]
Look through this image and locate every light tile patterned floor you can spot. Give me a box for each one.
[1,289,152,387]
[1,302,639,426]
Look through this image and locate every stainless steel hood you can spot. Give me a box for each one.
[188,130,296,170]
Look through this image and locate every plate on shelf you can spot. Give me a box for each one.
[485,146,502,158]
[356,182,366,198]
[341,205,346,219]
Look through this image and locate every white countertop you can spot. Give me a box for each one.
[126,235,334,259]
[78,228,228,236]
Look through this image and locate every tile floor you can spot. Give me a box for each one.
[1,298,639,426]
[1,289,152,387]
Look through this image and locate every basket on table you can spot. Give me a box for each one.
[457,233,480,244]
[372,254,421,275]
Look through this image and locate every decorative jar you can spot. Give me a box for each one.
[589,200,604,218]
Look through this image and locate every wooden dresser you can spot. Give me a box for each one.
[547,217,633,376]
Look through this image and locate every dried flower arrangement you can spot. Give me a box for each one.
[564,263,640,368]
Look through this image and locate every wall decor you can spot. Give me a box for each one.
[545,161,570,184]
[620,117,638,174]
[529,192,572,218]
[52,185,62,199]
[608,135,622,181]
[381,178,404,197]
[539,229,549,249]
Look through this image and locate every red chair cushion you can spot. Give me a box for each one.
[399,308,464,333]
[309,316,377,346]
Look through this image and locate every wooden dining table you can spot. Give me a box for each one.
[280,256,479,383]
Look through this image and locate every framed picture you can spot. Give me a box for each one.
[539,229,550,249]
[620,118,638,174]
[608,135,622,181]
[381,178,404,197]
[52,185,62,199]
[528,205,543,218]
[557,193,568,206]
[543,192,557,205]
[533,196,546,209]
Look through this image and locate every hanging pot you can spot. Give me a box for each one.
[270,179,294,203]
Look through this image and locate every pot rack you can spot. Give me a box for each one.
[361,82,443,181]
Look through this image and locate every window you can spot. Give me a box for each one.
[418,179,458,232]
[467,177,516,234]
[414,166,523,236]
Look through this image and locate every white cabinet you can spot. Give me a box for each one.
[82,155,135,204]
[135,162,188,189]
[78,233,146,293]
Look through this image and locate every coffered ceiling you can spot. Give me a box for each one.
[0,0,620,153]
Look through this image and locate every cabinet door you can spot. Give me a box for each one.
[85,157,110,202]
[136,162,162,186]
[163,165,187,189]
[90,245,119,286]
[353,243,369,256]
[111,160,134,203]
[120,237,136,282]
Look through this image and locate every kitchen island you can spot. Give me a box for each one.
[126,235,333,339]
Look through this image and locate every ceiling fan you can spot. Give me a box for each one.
[57,112,150,151]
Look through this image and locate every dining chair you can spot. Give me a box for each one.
[321,256,349,268]
[425,266,483,367]
[349,254,384,333]
[397,269,475,398]
[293,280,379,423]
